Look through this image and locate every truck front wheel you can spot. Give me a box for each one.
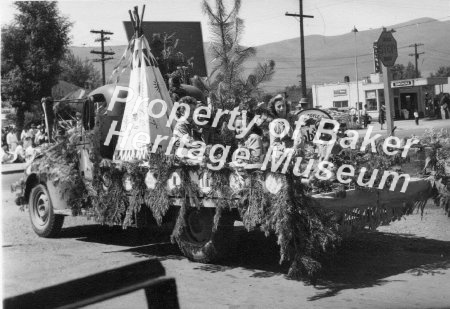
[176,208,235,263]
[29,184,64,238]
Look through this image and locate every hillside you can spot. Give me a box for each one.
[71,18,450,93]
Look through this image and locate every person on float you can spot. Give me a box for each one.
[192,100,213,144]
[267,94,303,159]
[172,96,203,160]
[254,105,274,155]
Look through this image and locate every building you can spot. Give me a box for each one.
[312,73,448,120]
[435,77,450,94]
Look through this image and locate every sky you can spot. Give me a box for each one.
[1,0,449,47]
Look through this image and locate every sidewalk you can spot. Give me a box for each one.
[1,163,27,175]
[357,118,450,136]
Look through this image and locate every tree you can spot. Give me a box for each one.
[391,63,406,80]
[430,66,450,77]
[391,61,420,80]
[59,51,102,89]
[202,0,275,110]
[404,61,420,78]
[1,1,72,138]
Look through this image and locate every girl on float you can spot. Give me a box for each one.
[253,105,274,155]
[267,94,303,159]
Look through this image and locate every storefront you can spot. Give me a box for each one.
[312,73,448,120]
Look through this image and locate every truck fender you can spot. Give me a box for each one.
[23,173,70,211]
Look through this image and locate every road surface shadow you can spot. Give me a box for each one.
[59,224,450,297]
[59,224,183,261]
[310,231,450,301]
[192,227,288,277]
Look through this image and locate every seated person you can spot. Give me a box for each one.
[9,141,26,163]
[172,96,203,160]
[23,137,36,163]
[1,144,13,163]
[34,125,48,146]
[232,112,263,166]
[192,101,212,144]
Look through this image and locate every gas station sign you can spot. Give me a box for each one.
[391,80,414,88]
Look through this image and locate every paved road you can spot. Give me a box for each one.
[2,119,450,308]
[359,118,450,139]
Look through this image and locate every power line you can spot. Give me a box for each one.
[242,59,374,70]
[246,45,412,63]
[424,48,450,56]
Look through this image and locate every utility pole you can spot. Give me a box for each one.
[286,0,314,106]
[90,30,115,85]
[408,43,424,78]
[352,26,361,122]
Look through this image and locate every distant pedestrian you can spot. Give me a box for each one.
[414,109,419,126]
[363,104,369,128]
[20,125,33,141]
[2,127,8,149]
[379,105,386,130]
[440,93,450,119]
[6,128,18,152]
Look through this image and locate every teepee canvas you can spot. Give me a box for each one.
[113,7,174,161]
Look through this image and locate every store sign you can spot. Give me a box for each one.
[391,80,414,88]
[366,90,376,99]
[333,89,347,96]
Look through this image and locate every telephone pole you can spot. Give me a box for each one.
[286,0,314,105]
[90,30,115,85]
[408,43,424,78]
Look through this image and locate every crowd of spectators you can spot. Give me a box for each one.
[1,123,48,164]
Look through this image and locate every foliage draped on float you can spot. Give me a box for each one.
[24,125,450,279]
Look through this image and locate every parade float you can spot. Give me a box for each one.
[13,6,450,280]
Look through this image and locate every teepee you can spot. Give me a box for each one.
[112,6,174,161]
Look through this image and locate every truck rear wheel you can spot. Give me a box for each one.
[29,184,64,238]
[176,208,235,263]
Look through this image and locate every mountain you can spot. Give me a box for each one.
[71,18,450,93]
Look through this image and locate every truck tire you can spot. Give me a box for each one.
[29,184,64,238]
[176,208,235,263]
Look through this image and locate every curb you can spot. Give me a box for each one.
[1,163,27,175]
[2,169,25,175]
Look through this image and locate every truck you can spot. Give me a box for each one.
[11,8,448,276]
[13,80,439,268]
